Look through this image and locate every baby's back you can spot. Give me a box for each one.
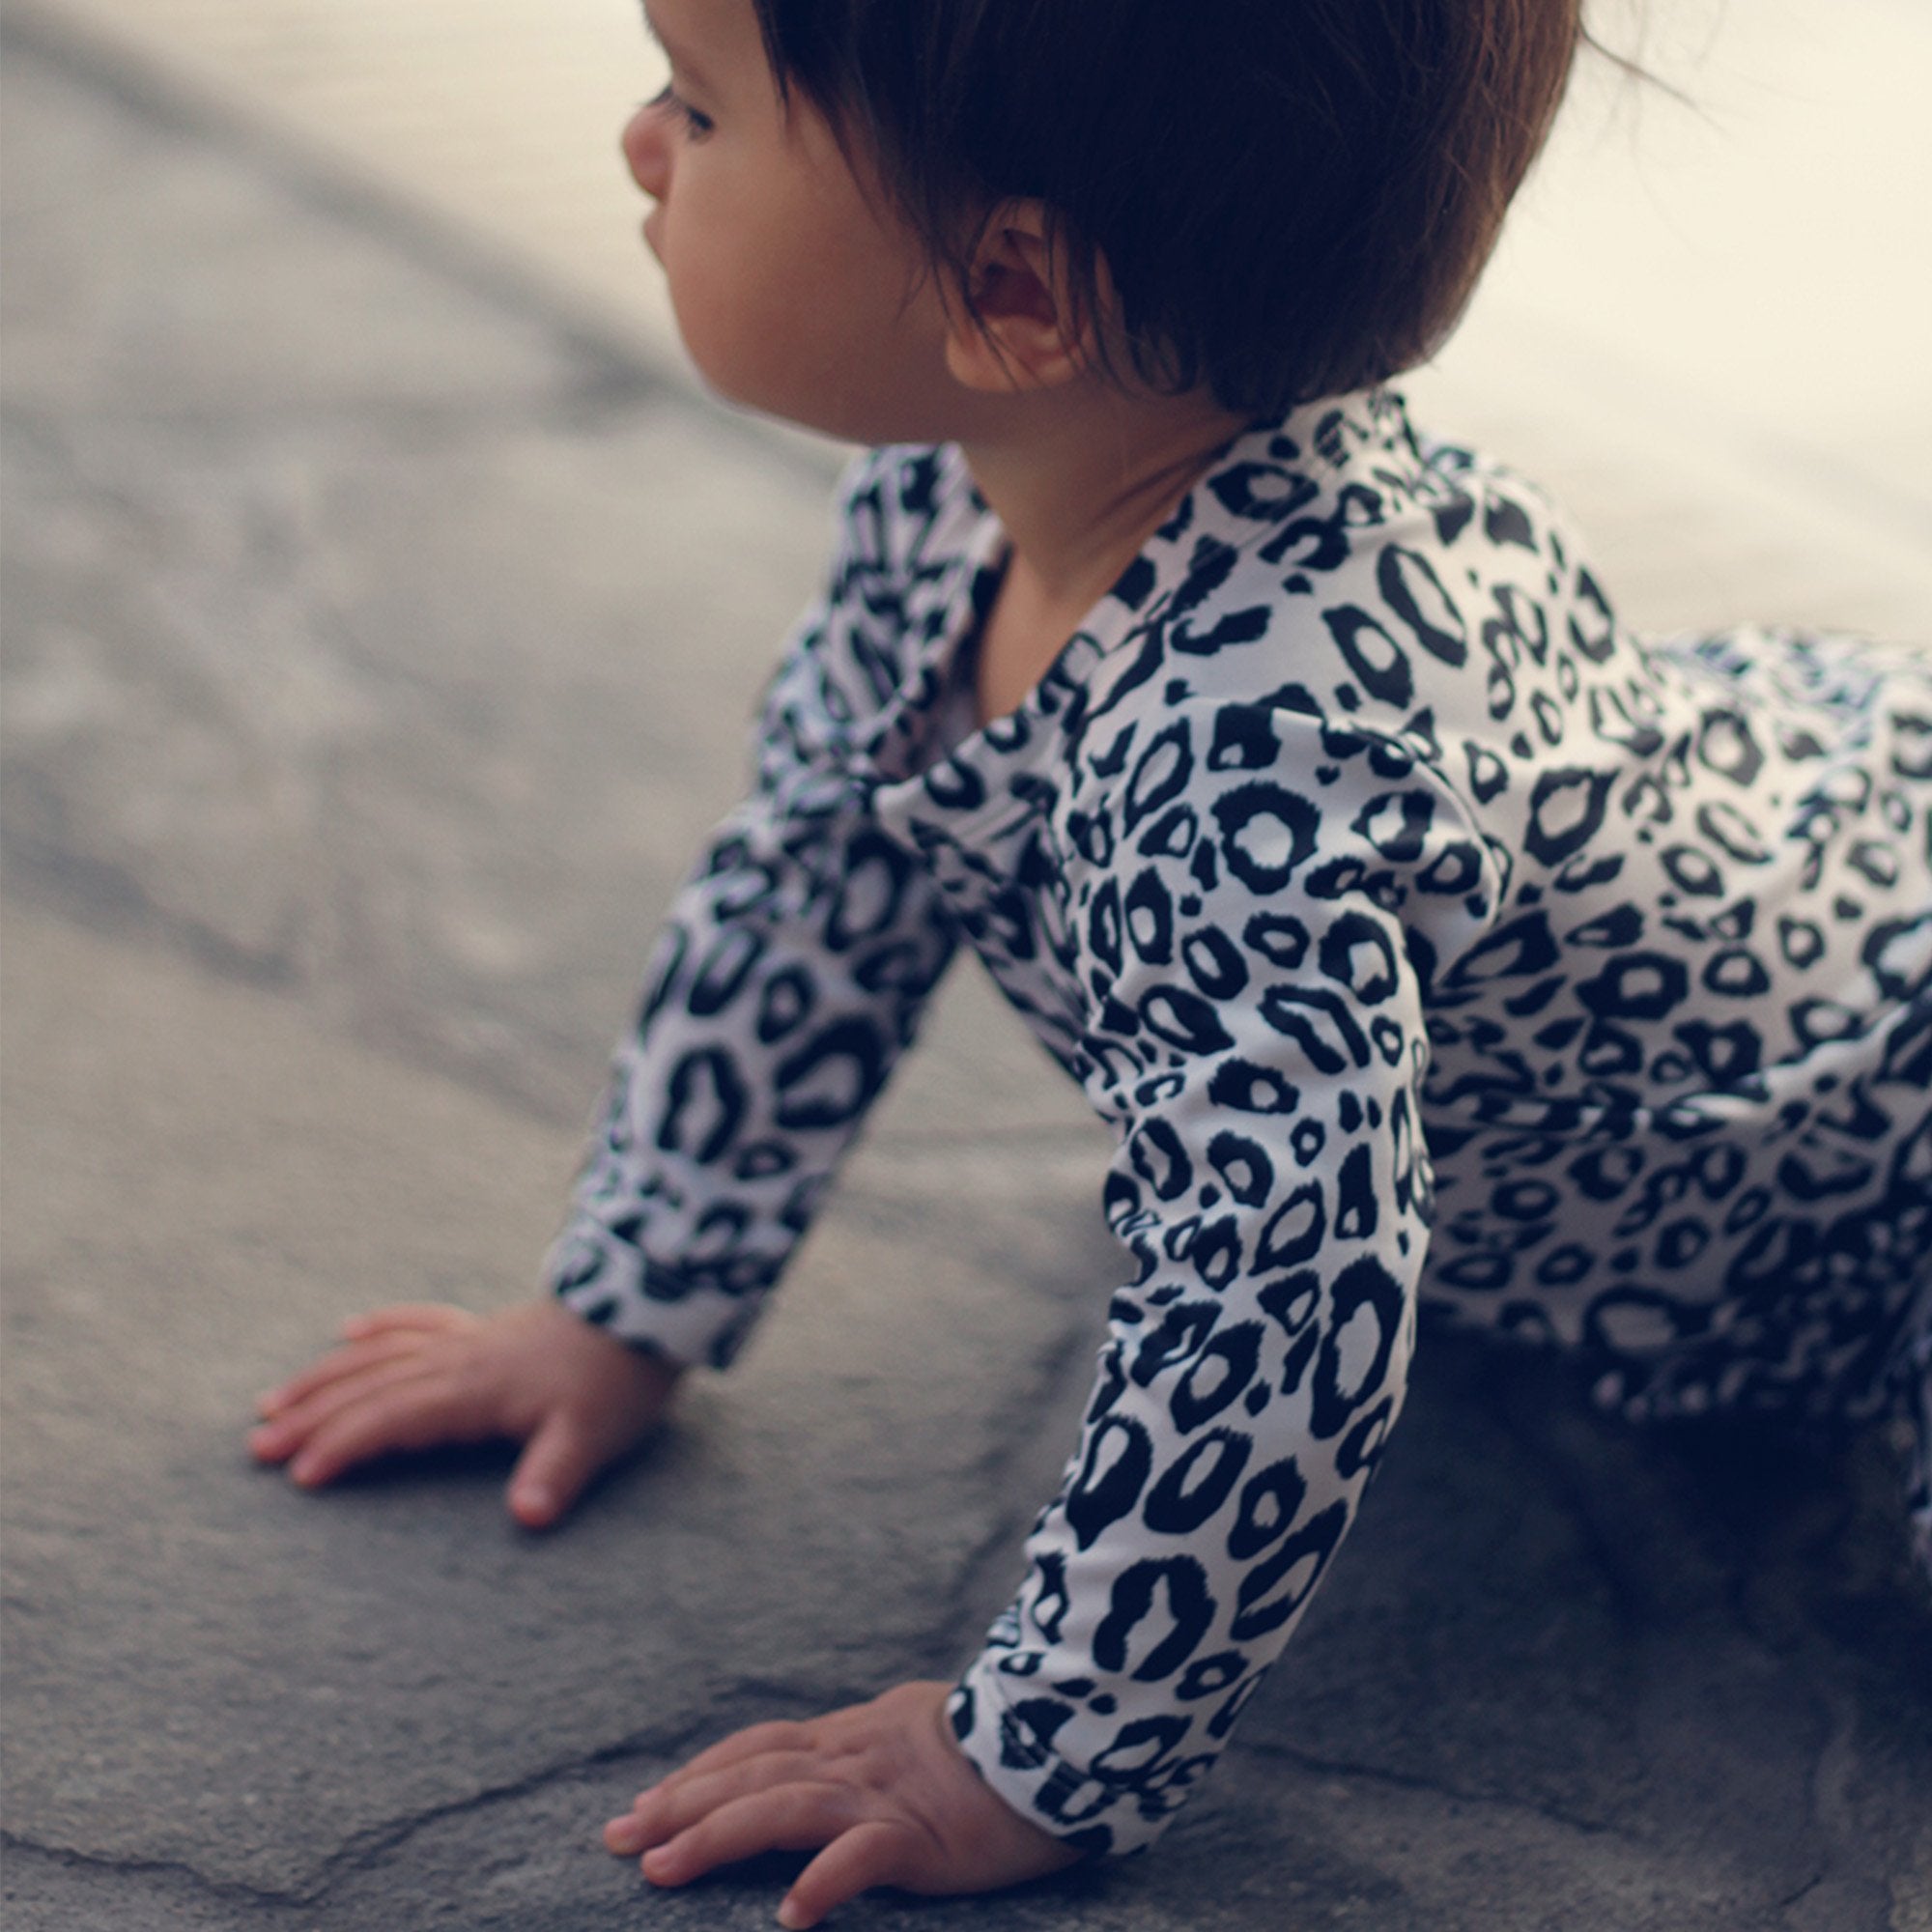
[1391,438,1932,1421]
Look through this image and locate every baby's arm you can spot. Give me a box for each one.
[939,711,1496,1856]
[544,465,958,1373]
[250,1300,680,1527]
[608,703,1499,1911]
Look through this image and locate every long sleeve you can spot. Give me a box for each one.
[544,458,962,1369]
[948,701,1501,1854]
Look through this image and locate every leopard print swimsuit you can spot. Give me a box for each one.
[549,388,1932,1854]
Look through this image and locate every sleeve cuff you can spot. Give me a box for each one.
[544,1222,761,1370]
[946,1651,1204,1858]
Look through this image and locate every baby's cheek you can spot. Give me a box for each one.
[661,253,759,391]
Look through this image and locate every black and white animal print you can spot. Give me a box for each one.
[549,388,1932,1854]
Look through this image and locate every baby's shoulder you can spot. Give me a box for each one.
[1163,398,1620,726]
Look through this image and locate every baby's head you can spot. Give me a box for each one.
[628,0,1584,439]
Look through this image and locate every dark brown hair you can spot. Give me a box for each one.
[750,0,1586,418]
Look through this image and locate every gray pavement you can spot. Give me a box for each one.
[4,14,1931,1931]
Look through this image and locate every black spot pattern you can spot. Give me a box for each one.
[549,392,1932,1853]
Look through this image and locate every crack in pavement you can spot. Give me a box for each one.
[0,1834,298,1911]
[1774,1870,1828,1914]
[0,1685,847,1912]
[299,1675,896,1895]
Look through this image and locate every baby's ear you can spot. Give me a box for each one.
[944,202,1099,394]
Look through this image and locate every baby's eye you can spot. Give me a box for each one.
[647,82,715,139]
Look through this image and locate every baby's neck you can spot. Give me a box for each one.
[960,383,1247,634]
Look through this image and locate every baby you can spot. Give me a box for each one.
[251,0,1932,1923]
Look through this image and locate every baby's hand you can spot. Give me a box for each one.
[604,1681,1080,1927]
[249,1300,680,1527]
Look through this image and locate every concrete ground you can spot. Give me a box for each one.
[3,8,1930,1930]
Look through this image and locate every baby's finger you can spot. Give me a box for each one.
[252,1354,440,1463]
[258,1332,429,1416]
[341,1303,475,1341]
[781,1819,911,1929]
[640,1783,853,1889]
[649,1718,812,1791]
[283,1378,485,1487]
[610,1748,824,1851]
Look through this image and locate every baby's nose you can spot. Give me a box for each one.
[621,103,669,201]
